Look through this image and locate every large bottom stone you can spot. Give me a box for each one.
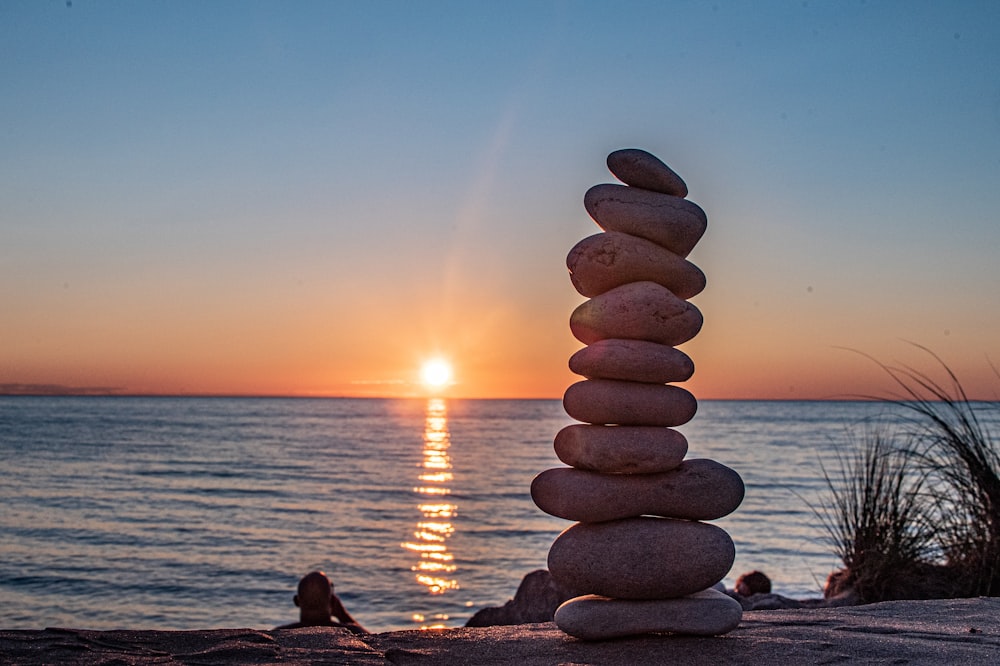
[547,517,735,599]
[554,588,743,640]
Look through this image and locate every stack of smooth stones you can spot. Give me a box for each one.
[531,148,745,641]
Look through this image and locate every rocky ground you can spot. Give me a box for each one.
[2,597,999,665]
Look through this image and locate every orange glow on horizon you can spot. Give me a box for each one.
[4,288,998,401]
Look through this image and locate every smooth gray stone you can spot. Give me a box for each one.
[584,183,707,258]
[606,148,688,197]
[530,459,744,522]
[569,281,702,347]
[563,379,696,427]
[554,588,743,640]
[553,424,688,474]
[547,517,736,600]
[568,339,694,384]
[566,231,706,299]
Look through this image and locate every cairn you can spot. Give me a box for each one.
[531,149,744,640]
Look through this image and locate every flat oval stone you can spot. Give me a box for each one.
[553,424,687,474]
[567,231,706,299]
[530,459,744,522]
[554,589,742,640]
[584,183,707,257]
[547,517,736,599]
[569,339,694,383]
[563,379,697,426]
[569,281,702,347]
[606,148,688,197]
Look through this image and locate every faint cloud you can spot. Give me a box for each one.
[349,379,407,386]
[0,383,122,396]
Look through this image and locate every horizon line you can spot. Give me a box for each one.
[0,390,923,403]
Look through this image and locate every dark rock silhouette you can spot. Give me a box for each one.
[465,570,576,627]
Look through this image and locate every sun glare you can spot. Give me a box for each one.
[420,359,453,389]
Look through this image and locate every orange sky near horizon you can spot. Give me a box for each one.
[4,274,998,402]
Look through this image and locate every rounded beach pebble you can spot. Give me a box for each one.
[547,517,736,599]
[566,231,706,299]
[553,424,688,474]
[554,588,743,640]
[584,184,707,258]
[606,148,689,198]
[530,459,744,522]
[568,338,694,384]
[563,379,697,426]
[569,281,703,347]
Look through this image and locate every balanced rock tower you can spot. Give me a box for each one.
[531,149,744,640]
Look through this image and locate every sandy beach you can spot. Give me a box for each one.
[2,597,998,665]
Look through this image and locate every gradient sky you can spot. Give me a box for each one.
[2,1,999,399]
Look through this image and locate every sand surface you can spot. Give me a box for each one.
[2,598,999,664]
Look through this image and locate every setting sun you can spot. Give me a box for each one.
[420,359,453,389]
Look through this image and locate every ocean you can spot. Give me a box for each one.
[1,396,991,633]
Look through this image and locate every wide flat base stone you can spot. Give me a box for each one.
[554,588,743,640]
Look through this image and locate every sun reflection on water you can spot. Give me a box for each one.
[400,398,458,627]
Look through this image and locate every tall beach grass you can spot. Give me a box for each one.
[816,431,940,601]
[819,347,1000,601]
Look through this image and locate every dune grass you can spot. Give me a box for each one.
[817,430,939,601]
[819,347,1000,601]
[880,351,1000,596]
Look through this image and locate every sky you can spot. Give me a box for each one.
[2,0,999,400]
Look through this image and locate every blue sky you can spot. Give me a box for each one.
[2,1,999,398]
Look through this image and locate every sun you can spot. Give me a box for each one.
[420,359,453,389]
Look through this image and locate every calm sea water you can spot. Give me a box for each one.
[1,397,993,633]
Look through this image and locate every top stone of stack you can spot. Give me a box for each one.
[584,149,706,258]
[607,148,688,197]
